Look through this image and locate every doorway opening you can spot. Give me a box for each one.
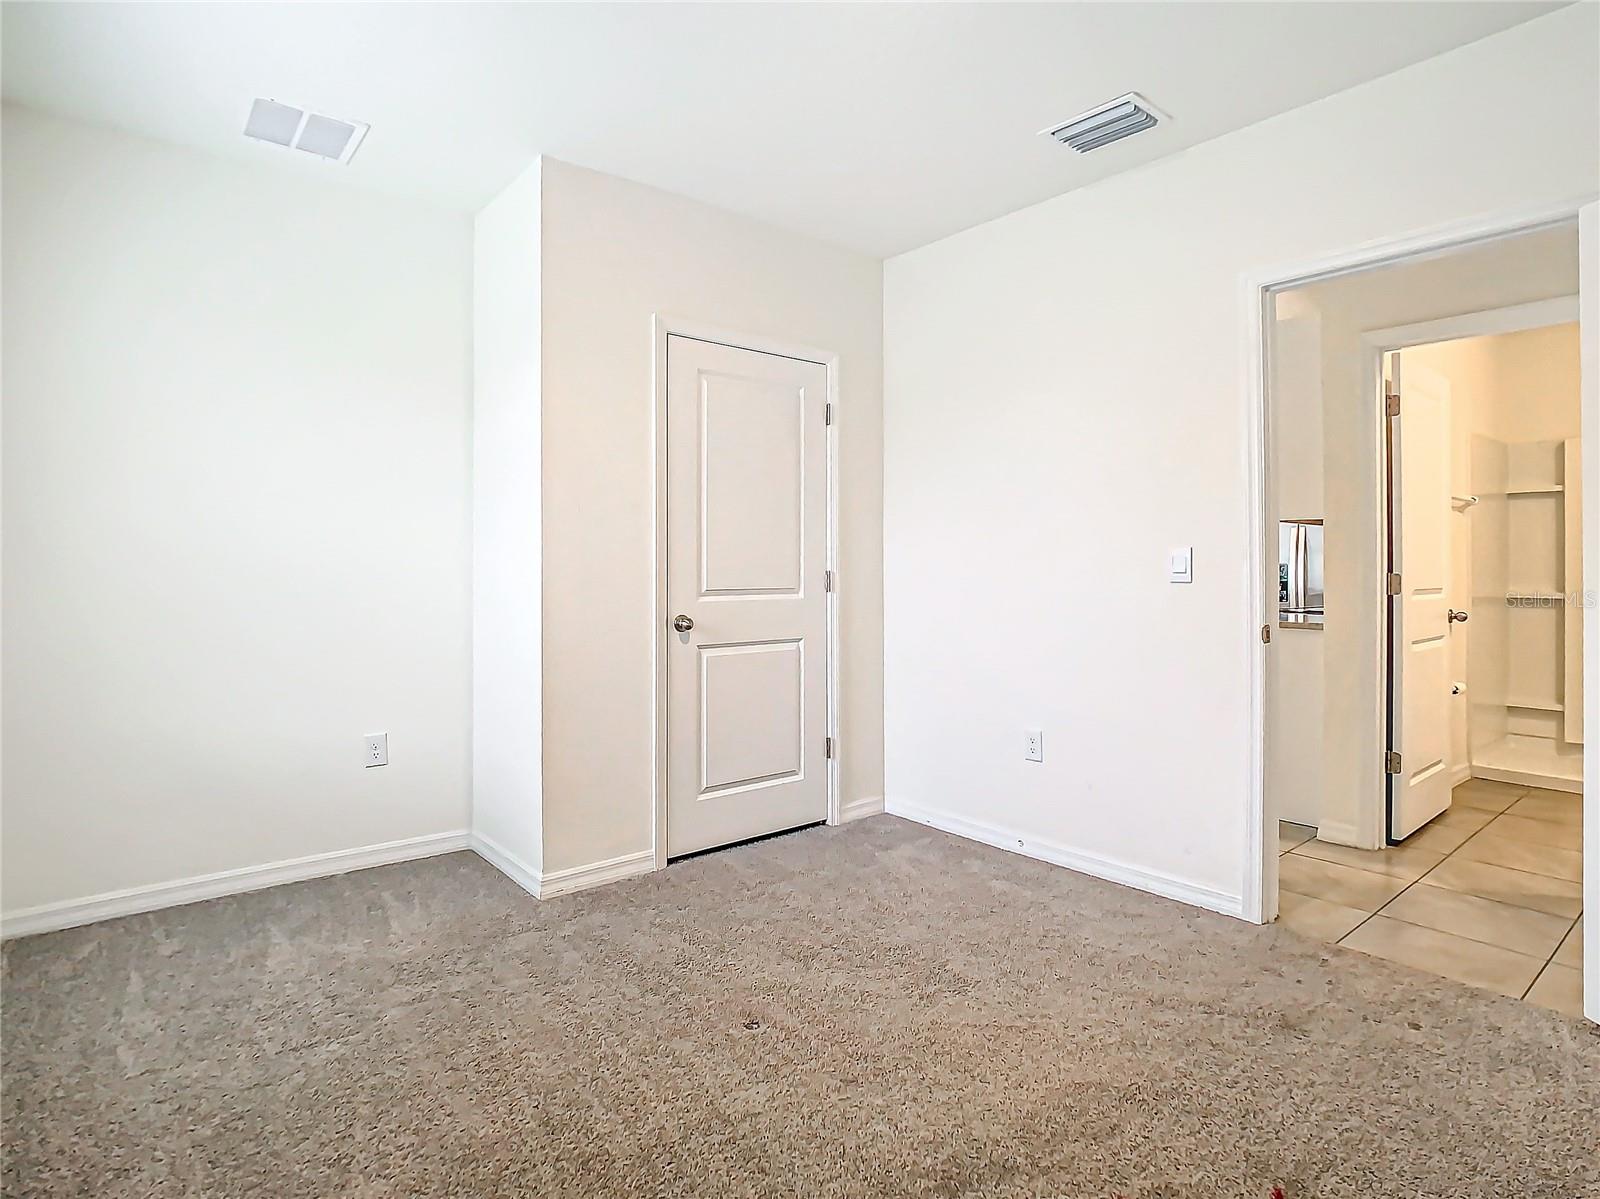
[1386,322,1585,832]
[1256,215,1594,1019]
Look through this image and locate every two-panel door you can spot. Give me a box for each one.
[665,335,829,857]
[1389,358,1455,841]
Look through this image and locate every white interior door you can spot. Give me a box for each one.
[1389,357,1455,840]
[666,334,829,857]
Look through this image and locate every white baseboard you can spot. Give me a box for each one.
[1312,818,1372,850]
[469,833,654,899]
[0,830,473,941]
[469,832,542,899]
[885,798,1244,920]
[1472,765,1583,794]
[839,794,885,823]
[538,849,656,898]
[4,825,663,941]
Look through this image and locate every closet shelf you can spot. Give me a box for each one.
[1468,436,1580,792]
[1505,697,1564,713]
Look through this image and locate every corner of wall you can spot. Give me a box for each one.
[533,156,884,878]
[471,158,544,878]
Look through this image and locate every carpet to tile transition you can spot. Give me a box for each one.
[3,817,1596,1198]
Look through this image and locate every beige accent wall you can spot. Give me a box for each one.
[539,159,884,873]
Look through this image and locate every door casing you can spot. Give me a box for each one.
[1243,194,1597,938]
[650,315,841,871]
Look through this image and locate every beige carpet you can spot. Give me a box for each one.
[3,817,1597,1198]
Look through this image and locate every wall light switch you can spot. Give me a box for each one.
[364,733,388,768]
[1024,729,1043,763]
[1168,546,1193,584]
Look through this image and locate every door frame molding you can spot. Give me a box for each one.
[1241,193,1597,938]
[649,315,841,872]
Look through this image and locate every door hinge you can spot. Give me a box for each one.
[1386,390,1401,418]
[824,403,834,426]
[1387,572,1402,596]
[825,736,835,759]
[1385,750,1403,775]
[1261,623,1271,645]
[824,569,835,592]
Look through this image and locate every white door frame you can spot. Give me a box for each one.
[650,315,841,872]
[1242,196,1597,988]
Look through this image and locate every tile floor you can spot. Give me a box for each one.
[1278,778,1584,1016]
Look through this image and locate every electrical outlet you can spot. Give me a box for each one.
[1024,729,1043,763]
[364,733,388,768]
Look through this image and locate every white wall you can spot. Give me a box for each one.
[883,6,1599,910]
[1,107,473,918]
[472,161,543,879]
[1465,323,1584,444]
[1267,312,1324,828]
[538,158,884,873]
[1312,304,1386,847]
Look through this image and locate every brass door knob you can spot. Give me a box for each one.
[672,614,694,633]
[1448,609,1469,623]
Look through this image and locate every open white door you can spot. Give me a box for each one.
[1579,201,1598,1024]
[1388,357,1456,840]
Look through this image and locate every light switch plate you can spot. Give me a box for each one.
[1169,546,1193,584]
[364,733,388,768]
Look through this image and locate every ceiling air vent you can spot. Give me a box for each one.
[1041,92,1164,153]
[244,98,369,164]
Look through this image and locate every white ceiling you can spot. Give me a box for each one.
[0,2,1564,257]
